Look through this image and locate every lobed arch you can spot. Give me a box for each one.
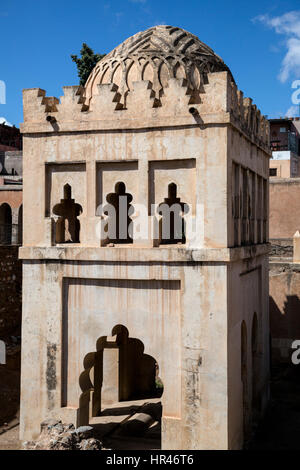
[77,325,163,427]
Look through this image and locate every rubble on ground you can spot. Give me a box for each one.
[23,419,103,450]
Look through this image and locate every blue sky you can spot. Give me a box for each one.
[1,0,300,126]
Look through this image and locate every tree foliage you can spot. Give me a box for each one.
[71,43,105,86]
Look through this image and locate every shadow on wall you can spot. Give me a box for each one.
[269,294,300,362]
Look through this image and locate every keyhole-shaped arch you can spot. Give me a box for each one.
[53,184,83,243]
[157,182,189,245]
[103,181,134,245]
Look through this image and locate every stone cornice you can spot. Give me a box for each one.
[19,243,270,263]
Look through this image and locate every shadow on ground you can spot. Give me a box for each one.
[249,363,300,450]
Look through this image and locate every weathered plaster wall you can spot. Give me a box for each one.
[20,256,229,449]
[270,179,300,239]
[228,254,269,449]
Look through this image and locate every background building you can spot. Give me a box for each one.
[269,118,300,178]
[0,122,22,153]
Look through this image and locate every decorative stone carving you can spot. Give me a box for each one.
[84,25,233,107]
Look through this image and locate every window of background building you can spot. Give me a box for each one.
[270,168,277,176]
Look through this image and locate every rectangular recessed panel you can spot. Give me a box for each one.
[62,278,181,418]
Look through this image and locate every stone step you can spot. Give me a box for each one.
[89,399,162,444]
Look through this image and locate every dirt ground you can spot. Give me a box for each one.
[0,335,21,450]
[0,419,20,450]
[1,362,300,450]
[0,366,21,450]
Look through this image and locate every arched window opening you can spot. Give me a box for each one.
[18,204,23,245]
[78,325,163,449]
[103,182,133,245]
[251,313,260,424]
[53,184,82,244]
[0,203,12,245]
[157,183,189,245]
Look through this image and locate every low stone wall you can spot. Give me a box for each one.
[270,238,293,258]
[0,246,22,338]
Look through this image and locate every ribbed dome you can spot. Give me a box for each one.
[85,25,233,107]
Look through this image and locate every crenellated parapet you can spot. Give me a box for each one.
[22,88,59,122]
[229,81,269,149]
[21,72,269,152]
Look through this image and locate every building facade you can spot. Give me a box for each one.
[269,118,300,179]
[20,26,270,449]
[0,122,22,153]
[0,151,22,245]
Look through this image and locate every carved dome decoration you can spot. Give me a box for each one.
[84,25,233,108]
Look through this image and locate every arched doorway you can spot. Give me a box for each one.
[251,313,260,425]
[0,203,12,245]
[78,325,163,449]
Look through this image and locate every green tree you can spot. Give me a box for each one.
[71,43,105,86]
